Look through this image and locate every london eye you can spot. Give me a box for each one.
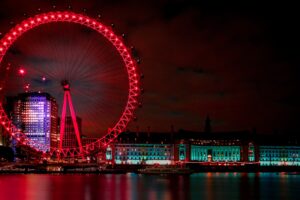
[0,11,141,159]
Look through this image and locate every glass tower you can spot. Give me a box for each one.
[13,92,58,152]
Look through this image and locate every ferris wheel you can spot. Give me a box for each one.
[0,11,141,158]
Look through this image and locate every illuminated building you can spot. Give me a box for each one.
[178,143,188,161]
[174,130,255,163]
[12,92,58,152]
[190,146,241,162]
[256,134,300,166]
[259,146,300,166]
[106,132,174,165]
[113,143,173,165]
[248,143,255,162]
[51,129,60,148]
[105,130,258,165]
[60,116,82,149]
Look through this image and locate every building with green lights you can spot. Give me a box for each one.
[104,130,300,166]
[105,130,258,165]
[105,132,175,165]
[259,146,300,166]
[111,143,173,165]
[190,145,241,162]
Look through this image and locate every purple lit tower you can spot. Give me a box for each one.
[12,92,58,152]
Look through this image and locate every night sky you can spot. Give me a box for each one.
[0,0,299,135]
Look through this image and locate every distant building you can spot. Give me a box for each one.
[104,130,300,166]
[104,130,258,165]
[81,135,98,146]
[105,132,175,165]
[259,146,300,166]
[51,125,60,149]
[112,143,173,165]
[61,116,82,149]
[12,92,58,152]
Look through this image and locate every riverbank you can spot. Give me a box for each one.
[1,162,300,174]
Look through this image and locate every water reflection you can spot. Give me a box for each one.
[0,173,300,200]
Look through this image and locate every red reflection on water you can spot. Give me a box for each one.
[1,173,298,200]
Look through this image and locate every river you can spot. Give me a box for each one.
[0,172,299,200]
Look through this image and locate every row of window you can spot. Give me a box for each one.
[115,156,171,160]
[115,148,171,152]
[117,152,170,156]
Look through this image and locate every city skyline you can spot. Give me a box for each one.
[0,1,299,137]
[0,3,300,199]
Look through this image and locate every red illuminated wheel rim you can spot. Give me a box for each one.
[0,11,140,157]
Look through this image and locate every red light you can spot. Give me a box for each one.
[25,84,30,89]
[18,68,25,75]
[42,76,46,81]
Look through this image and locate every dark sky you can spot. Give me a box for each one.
[0,0,299,135]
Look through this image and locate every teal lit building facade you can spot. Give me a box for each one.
[178,144,187,161]
[103,130,300,166]
[112,143,173,165]
[248,143,255,162]
[190,145,241,162]
[259,146,300,166]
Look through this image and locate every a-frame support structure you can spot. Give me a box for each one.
[59,80,83,154]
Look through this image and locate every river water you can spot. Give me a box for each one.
[0,172,299,200]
